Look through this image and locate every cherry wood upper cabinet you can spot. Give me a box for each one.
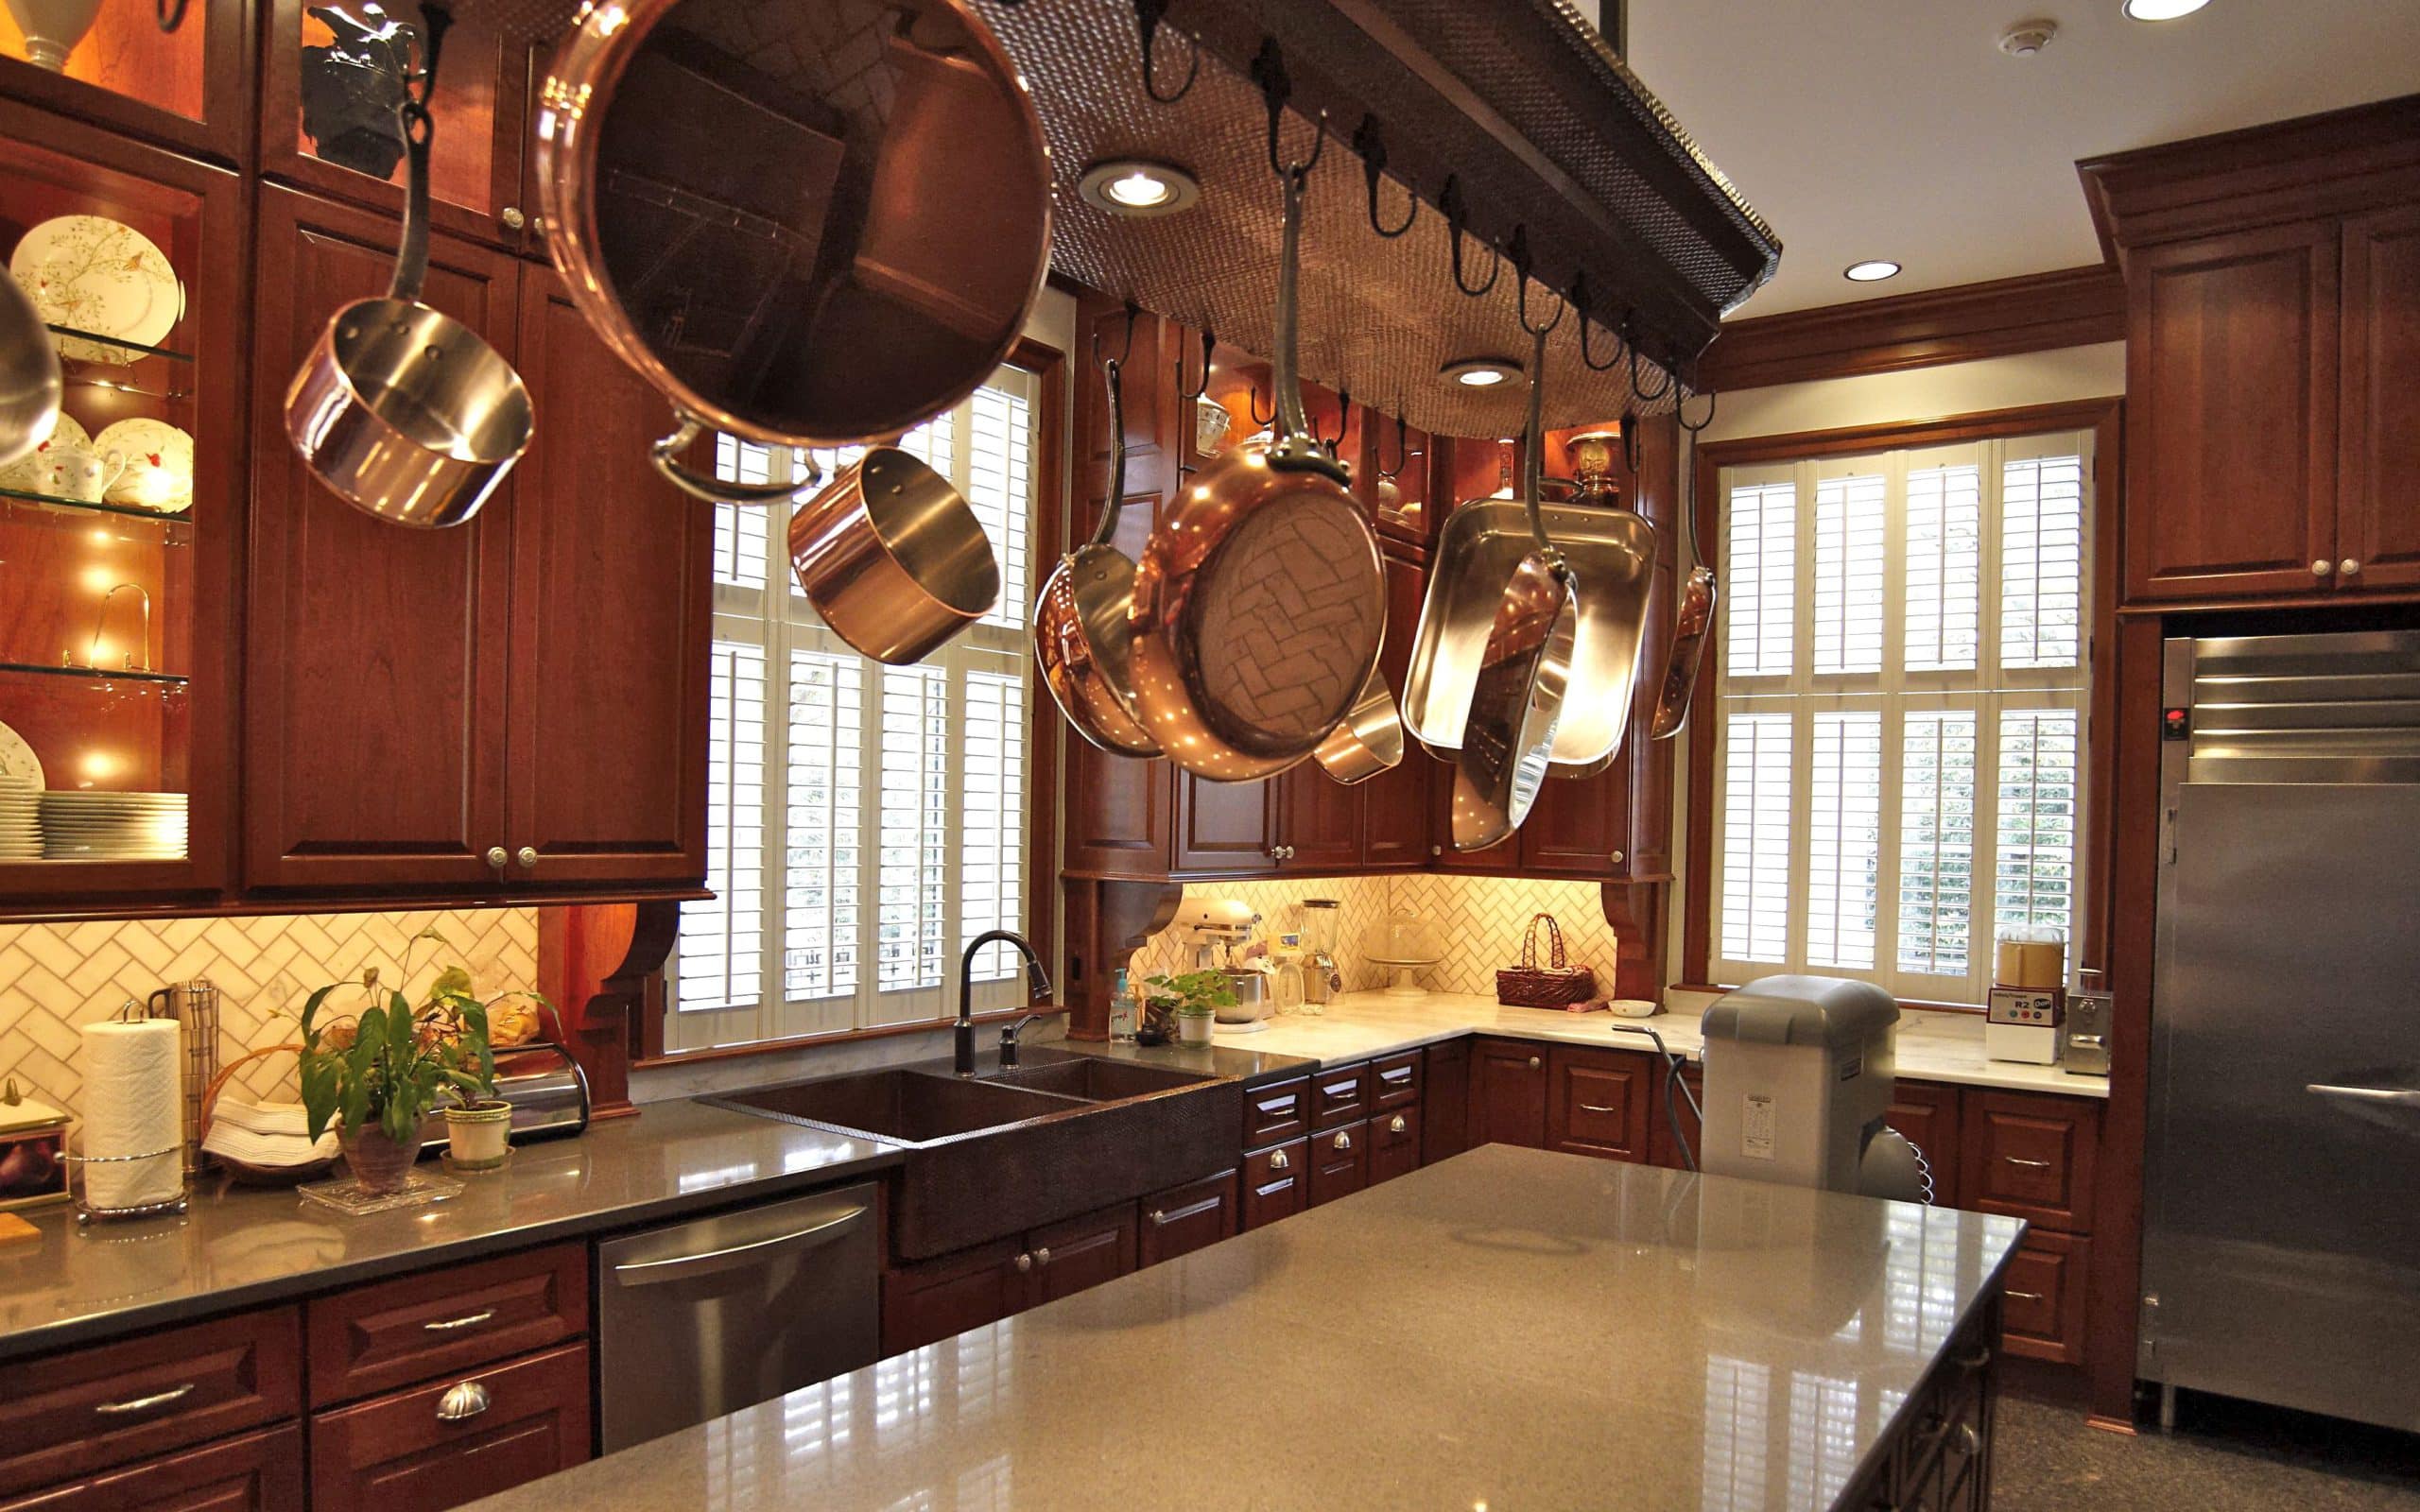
[245,186,520,893]
[2123,221,2341,603]
[1361,547,1435,869]
[2339,205,2420,592]
[0,0,251,161]
[1172,776,1272,874]
[1274,764,1359,873]
[505,275,710,886]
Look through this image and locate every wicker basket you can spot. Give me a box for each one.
[1495,914,1598,1007]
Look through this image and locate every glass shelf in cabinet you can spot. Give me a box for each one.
[0,661,188,687]
[0,488,194,536]
[45,324,195,366]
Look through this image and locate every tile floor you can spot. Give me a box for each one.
[1996,1388,2420,1510]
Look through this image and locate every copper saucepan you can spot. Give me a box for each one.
[786,448,1001,666]
[1451,321,1579,851]
[1034,347,1157,757]
[1313,668,1407,785]
[1127,160,1387,783]
[287,47,531,530]
[535,0,1051,490]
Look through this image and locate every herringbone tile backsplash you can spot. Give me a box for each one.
[0,909,537,1116]
[1128,874,1622,998]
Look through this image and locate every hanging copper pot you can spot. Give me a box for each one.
[1034,347,1157,757]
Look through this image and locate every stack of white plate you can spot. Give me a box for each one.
[40,791,187,860]
[0,780,39,860]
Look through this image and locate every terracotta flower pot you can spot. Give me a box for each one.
[338,1121,424,1194]
[442,1100,512,1172]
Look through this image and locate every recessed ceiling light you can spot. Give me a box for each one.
[2122,0,2210,19]
[1442,356,1524,388]
[1077,159,1201,217]
[1843,259,1903,283]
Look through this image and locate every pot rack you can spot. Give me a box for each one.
[977,0,1777,437]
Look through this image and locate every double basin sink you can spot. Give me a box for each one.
[708,1050,1242,1260]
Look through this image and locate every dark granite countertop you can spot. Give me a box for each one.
[0,1098,901,1363]
[463,1147,2026,1512]
[1061,1035,1317,1087]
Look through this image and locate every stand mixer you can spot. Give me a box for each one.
[1172,899,1272,1027]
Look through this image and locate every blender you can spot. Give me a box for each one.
[1300,899,1344,1009]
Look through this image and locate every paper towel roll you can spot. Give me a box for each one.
[79,1019,183,1211]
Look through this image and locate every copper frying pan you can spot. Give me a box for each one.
[1034,347,1157,757]
[1126,160,1386,783]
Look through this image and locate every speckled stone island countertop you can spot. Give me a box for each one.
[1215,989,2112,1099]
[0,1098,902,1363]
[461,1144,2025,1512]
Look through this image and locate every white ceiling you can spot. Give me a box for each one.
[1622,0,2420,317]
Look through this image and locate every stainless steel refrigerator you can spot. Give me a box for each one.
[2142,628,2420,1432]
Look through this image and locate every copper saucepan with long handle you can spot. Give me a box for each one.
[1034,340,1157,757]
[1127,155,1388,783]
[287,17,532,529]
[1649,402,1720,739]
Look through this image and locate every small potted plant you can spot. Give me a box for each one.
[1144,971,1236,1047]
[423,968,553,1173]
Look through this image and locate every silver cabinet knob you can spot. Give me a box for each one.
[1148,1209,1167,1225]
[1014,1252,1033,1273]
[2312,558,2334,576]
[1609,849,1625,866]
[1033,1246,1051,1266]
[1430,844,1443,857]
[1268,1147,1289,1172]
[437,1381,492,1422]
[1333,1130,1352,1151]
[2342,558,2362,576]
[515,846,537,868]
[1389,1115,1408,1134]
[500,206,527,231]
[484,846,507,869]
[1528,1056,1542,1070]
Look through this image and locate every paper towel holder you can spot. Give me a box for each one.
[65,999,191,1224]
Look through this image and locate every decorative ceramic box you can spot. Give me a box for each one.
[0,1079,70,1211]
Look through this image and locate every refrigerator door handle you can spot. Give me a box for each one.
[2306,1082,2420,1108]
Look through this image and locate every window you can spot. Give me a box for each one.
[1705,430,2091,1004]
[669,367,1044,1052]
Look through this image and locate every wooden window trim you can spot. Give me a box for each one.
[1680,398,2124,990]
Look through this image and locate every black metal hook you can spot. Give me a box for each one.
[1352,116,1418,239]
[1092,301,1140,372]
[1132,0,1200,105]
[1627,320,1676,405]
[156,0,189,32]
[1376,410,1409,479]
[1572,276,1624,372]
[1314,387,1350,452]
[1440,177,1501,298]
[1676,380,1719,435]
[1252,40,1325,181]
[1619,411,1640,475]
[1248,383,1275,427]
[1175,326,1214,403]
[1511,232,1565,337]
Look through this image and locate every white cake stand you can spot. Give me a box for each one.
[1363,953,1443,999]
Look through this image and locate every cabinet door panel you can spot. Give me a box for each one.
[1139,1172,1237,1266]
[507,274,711,885]
[2000,1231,2092,1366]
[1547,1046,1651,1161]
[1961,1091,2100,1233]
[1519,764,1634,877]
[2125,222,2340,602]
[2,1426,304,1512]
[1651,1061,1703,1172]
[1275,763,1360,872]
[1469,1039,1547,1149]
[1360,547,1434,868]
[1173,775,1272,874]
[307,1341,589,1512]
[1421,1040,1472,1165]
[1030,1202,1137,1303]
[881,1241,1028,1356]
[2340,205,2420,591]
[1886,1081,1963,1210]
[246,186,517,890]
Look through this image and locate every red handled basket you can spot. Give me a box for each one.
[1495,913,1598,1007]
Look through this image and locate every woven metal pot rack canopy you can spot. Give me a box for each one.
[979,0,1779,436]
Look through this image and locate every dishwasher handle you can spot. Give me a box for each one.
[609,1204,870,1288]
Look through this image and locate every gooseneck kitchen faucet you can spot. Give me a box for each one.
[958,931,1054,1075]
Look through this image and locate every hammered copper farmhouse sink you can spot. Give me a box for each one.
[709,1053,1240,1260]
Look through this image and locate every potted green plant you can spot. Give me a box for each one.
[296,931,528,1191]
[1143,971,1236,1047]
[423,968,555,1173]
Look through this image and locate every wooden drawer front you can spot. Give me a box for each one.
[1310,1065,1370,1131]
[1962,1092,2100,1233]
[1,1424,305,1512]
[308,1341,591,1512]
[1240,1139,1308,1230]
[307,1243,588,1408]
[1139,1172,1238,1266]
[881,1240,1028,1357]
[2000,1231,2090,1366]
[1307,1122,1369,1208]
[1547,1047,1651,1161]
[1368,1052,1422,1111]
[1029,1202,1138,1304]
[1366,1108,1421,1186]
[1886,1080,1964,1210]
[1241,1076,1310,1149]
[0,1308,302,1499]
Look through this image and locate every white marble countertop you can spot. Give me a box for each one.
[1216,989,2110,1099]
[466,1147,2026,1512]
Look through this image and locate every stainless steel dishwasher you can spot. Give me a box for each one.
[596,1181,880,1452]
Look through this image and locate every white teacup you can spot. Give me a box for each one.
[40,444,127,504]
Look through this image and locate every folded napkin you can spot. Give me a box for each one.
[204,1098,338,1168]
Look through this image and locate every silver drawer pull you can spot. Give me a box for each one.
[610,1204,869,1287]
[422,1309,497,1333]
[2006,1289,2045,1302]
[94,1383,195,1416]
[2002,1156,2052,1169]
[1579,1103,1617,1114]
[437,1381,492,1423]
[2308,1082,2420,1107]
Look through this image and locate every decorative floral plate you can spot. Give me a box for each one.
[94,418,194,513]
[9,216,183,365]
[0,719,43,794]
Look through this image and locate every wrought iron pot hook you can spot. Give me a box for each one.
[1176,326,1215,403]
[1132,0,1200,105]
[1353,116,1417,239]
[1248,383,1276,427]
[157,0,189,32]
[1676,378,1718,435]
[1573,276,1625,373]
[1512,234,1564,338]
[1376,410,1409,480]
[1440,176,1501,298]
[1092,300,1140,373]
[1314,387,1351,454]
[1253,40,1325,182]
[1627,320,1676,405]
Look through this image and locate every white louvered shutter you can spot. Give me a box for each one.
[1718,712,1794,963]
[1902,462,1980,673]
[1724,475,1795,679]
[1896,710,1977,978]
[1804,712,1882,970]
[1810,470,1885,676]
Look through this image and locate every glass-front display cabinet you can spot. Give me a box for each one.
[0,107,239,904]
[0,0,248,160]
